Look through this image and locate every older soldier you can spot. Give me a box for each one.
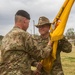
[0,10,52,75]
[33,16,72,75]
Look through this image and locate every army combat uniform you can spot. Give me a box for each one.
[0,26,52,75]
[33,35,72,75]
[50,36,72,75]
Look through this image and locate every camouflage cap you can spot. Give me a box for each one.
[35,16,51,27]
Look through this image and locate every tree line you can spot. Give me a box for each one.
[65,28,75,39]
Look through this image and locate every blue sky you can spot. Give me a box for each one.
[0,0,75,36]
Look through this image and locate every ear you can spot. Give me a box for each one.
[23,18,26,23]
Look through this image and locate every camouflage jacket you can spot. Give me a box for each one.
[0,26,52,75]
[33,35,72,75]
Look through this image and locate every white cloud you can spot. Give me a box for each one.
[0,24,14,36]
[0,0,75,35]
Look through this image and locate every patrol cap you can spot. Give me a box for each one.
[35,16,51,27]
[15,10,30,20]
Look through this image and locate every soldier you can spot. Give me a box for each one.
[33,16,72,75]
[0,10,53,75]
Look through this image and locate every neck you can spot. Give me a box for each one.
[15,23,25,30]
[41,32,49,39]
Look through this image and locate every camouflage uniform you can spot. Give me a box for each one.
[50,36,72,75]
[33,35,72,75]
[0,26,52,75]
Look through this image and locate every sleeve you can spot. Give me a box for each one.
[25,34,52,61]
[58,36,72,53]
[1,31,25,56]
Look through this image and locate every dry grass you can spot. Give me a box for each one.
[61,46,75,75]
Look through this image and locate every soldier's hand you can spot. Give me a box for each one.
[36,62,42,71]
[48,40,53,46]
[33,69,41,75]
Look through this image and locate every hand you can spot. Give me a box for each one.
[48,40,53,46]
[33,69,41,75]
[36,62,42,71]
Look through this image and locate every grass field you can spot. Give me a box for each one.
[61,46,75,75]
[0,46,75,75]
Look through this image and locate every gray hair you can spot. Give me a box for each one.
[15,15,25,23]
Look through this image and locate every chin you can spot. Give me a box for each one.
[41,33,45,35]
